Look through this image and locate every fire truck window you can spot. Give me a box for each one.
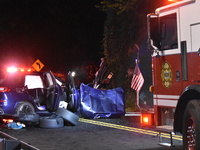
[150,17,160,49]
[160,13,178,50]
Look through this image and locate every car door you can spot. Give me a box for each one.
[42,71,59,111]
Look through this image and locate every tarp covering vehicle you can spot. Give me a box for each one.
[79,83,125,119]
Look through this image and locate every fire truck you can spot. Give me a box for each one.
[144,0,200,149]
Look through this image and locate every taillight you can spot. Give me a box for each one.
[0,87,11,92]
[140,113,154,127]
[3,119,14,123]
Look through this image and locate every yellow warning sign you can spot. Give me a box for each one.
[32,59,44,72]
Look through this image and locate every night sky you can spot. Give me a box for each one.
[0,0,105,71]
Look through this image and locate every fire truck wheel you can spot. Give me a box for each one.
[15,102,36,116]
[55,108,79,125]
[183,100,200,150]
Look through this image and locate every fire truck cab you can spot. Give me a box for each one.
[147,0,200,149]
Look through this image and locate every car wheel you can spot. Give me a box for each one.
[15,102,35,116]
[55,108,79,125]
[39,115,64,128]
[183,100,200,150]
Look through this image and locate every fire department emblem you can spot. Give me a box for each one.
[161,62,172,88]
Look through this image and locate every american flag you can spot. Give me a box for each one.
[131,63,144,91]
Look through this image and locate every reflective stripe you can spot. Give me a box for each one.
[154,94,179,99]
[154,99,178,107]
[153,94,179,107]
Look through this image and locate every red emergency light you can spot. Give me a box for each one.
[140,113,154,127]
[168,0,182,2]
[6,67,17,73]
[6,67,32,73]
[20,68,25,72]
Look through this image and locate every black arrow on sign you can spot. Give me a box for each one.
[36,62,41,69]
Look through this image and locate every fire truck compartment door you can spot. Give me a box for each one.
[191,23,200,52]
[190,23,200,81]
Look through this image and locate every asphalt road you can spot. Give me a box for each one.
[0,116,183,150]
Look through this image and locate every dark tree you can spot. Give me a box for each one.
[98,0,166,111]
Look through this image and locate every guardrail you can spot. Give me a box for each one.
[0,131,39,150]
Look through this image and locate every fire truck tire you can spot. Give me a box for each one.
[39,115,64,128]
[183,100,200,150]
[55,108,79,125]
[15,102,36,116]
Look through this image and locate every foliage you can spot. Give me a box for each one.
[97,0,164,110]
[97,0,144,88]
[96,0,138,14]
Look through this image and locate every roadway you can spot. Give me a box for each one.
[1,115,183,150]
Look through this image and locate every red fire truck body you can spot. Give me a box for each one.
[147,0,200,149]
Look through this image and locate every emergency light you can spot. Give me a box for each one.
[7,67,17,73]
[168,0,182,2]
[6,67,32,73]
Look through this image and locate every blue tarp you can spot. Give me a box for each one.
[80,83,125,119]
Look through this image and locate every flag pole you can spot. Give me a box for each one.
[131,44,144,111]
[135,59,141,110]
[135,44,141,110]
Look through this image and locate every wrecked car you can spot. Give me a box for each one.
[0,67,79,126]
